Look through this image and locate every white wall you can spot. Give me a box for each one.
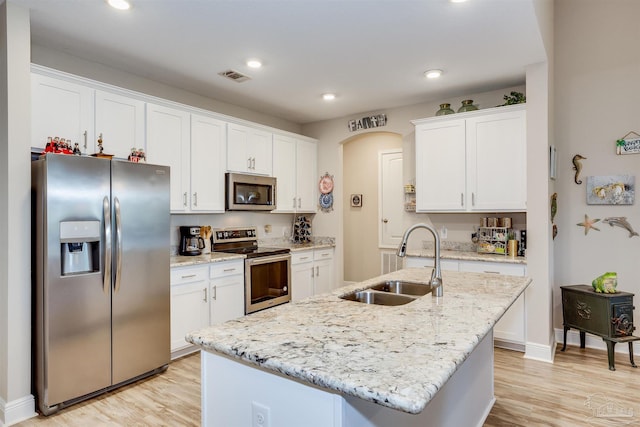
[554,0,640,335]
[0,2,36,424]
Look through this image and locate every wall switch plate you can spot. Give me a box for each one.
[252,401,271,427]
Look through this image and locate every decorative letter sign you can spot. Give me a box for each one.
[348,114,387,132]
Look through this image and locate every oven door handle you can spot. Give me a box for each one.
[245,253,291,266]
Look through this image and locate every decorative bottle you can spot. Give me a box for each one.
[458,99,478,112]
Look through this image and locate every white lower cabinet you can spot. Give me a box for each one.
[405,256,527,349]
[291,248,334,302]
[170,260,245,357]
[170,265,209,354]
[209,260,245,325]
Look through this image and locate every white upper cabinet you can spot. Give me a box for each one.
[466,108,527,211]
[147,105,227,213]
[32,73,95,153]
[273,134,297,211]
[227,123,273,175]
[32,72,145,159]
[413,104,526,212]
[190,114,226,212]
[94,90,145,159]
[295,139,318,212]
[415,119,467,211]
[272,134,318,213]
[146,103,191,212]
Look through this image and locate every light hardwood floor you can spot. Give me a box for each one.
[16,345,640,426]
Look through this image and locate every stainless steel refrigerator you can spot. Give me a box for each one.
[32,154,170,415]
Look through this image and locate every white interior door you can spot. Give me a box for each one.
[379,150,404,248]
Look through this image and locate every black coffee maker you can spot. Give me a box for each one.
[179,226,205,256]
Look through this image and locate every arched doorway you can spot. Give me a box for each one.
[342,131,402,282]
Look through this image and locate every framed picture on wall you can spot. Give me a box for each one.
[350,194,363,207]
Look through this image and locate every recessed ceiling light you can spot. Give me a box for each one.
[107,0,131,10]
[323,93,336,101]
[246,59,262,69]
[424,69,442,79]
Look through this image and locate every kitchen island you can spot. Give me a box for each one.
[186,268,530,427]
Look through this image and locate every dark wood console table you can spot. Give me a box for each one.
[560,284,639,371]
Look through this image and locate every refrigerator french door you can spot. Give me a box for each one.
[32,154,170,415]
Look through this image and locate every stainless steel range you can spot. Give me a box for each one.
[212,226,291,314]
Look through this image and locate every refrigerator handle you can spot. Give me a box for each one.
[103,196,112,294]
[114,197,123,294]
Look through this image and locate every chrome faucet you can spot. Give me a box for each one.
[397,223,443,297]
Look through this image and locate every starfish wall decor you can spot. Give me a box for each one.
[577,214,600,235]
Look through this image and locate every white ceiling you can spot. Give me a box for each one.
[15,0,547,124]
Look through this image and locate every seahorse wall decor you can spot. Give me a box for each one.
[572,154,586,184]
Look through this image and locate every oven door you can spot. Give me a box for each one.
[245,254,291,314]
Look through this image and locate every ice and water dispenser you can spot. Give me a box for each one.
[60,221,100,275]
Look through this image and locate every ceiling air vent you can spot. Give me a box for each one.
[218,69,251,83]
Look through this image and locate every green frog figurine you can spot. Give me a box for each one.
[592,272,617,293]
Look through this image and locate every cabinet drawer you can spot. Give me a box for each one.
[171,265,208,285]
[404,257,459,271]
[459,261,526,277]
[210,260,244,279]
[292,251,314,265]
[314,249,334,261]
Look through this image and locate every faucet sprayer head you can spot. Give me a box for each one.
[397,241,407,257]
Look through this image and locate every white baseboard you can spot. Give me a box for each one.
[524,340,556,363]
[554,327,640,355]
[0,394,36,426]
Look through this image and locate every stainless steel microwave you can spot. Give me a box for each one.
[225,173,276,211]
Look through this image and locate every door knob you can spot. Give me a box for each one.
[383,219,389,223]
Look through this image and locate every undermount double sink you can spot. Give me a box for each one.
[340,280,432,306]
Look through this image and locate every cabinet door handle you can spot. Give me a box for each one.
[298,197,301,209]
[252,157,256,169]
[311,266,315,277]
[247,157,252,169]
[203,287,207,302]
[193,192,198,207]
[472,193,476,206]
[223,268,236,272]
[181,274,197,279]
[316,266,320,276]
[83,130,88,150]
[383,219,389,223]
[213,285,217,300]
[483,271,500,274]
[461,193,464,207]
[321,253,329,257]
[299,256,309,261]
[183,192,188,207]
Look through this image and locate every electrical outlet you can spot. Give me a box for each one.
[252,401,271,427]
[440,226,448,239]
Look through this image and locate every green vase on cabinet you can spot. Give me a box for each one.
[435,103,455,116]
[458,99,478,112]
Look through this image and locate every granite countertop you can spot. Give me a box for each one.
[405,249,527,265]
[260,236,336,253]
[170,252,245,268]
[186,267,531,414]
[170,239,335,267]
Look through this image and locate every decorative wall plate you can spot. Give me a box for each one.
[319,193,333,210]
[319,173,334,194]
